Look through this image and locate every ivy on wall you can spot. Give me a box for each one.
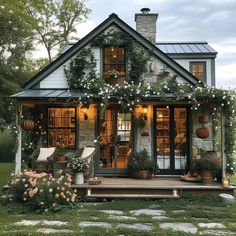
[64,29,236,175]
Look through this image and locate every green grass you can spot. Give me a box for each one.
[0,197,235,235]
[230,175,236,185]
[0,163,14,188]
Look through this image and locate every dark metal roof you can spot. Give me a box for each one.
[156,41,217,54]
[22,13,201,90]
[10,89,99,99]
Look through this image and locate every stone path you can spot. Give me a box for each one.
[117,223,154,231]
[12,206,236,235]
[198,223,225,229]
[160,222,198,234]
[130,209,166,216]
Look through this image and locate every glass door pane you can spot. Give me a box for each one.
[100,109,115,169]
[156,108,170,170]
[117,112,131,169]
[174,108,187,170]
[98,108,132,174]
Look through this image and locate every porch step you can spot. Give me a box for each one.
[85,188,180,199]
[85,193,180,199]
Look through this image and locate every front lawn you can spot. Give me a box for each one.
[0,196,235,235]
[0,164,235,235]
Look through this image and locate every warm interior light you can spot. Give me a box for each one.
[142,105,148,120]
[81,105,89,120]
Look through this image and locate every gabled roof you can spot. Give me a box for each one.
[24,13,202,89]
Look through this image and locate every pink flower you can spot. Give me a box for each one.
[55,194,59,198]
[61,187,65,191]
[24,184,29,188]
[49,188,53,193]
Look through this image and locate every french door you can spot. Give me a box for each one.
[96,108,132,175]
[154,106,190,175]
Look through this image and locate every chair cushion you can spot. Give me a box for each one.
[81,147,95,159]
[37,147,56,161]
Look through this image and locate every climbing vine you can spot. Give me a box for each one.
[64,29,236,175]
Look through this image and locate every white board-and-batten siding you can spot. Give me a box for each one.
[39,47,100,89]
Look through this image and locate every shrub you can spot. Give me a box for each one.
[7,170,78,212]
[67,157,89,173]
[193,157,221,175]
[0,130,16,162]
[128,149,158,173]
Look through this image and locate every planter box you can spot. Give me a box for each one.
[132,171,152,180]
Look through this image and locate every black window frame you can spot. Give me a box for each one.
[103,46,126,84]
[190,61,207,82]
[47,107,76,150]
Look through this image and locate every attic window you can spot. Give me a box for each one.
[190,62,206,82]
[103,47,125,85]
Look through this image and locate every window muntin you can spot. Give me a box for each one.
[48,108,76,149]
[190,62,206,81]
[103,47,125,85]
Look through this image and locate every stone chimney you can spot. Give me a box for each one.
[135,8,158,43]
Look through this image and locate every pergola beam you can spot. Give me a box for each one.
[15,103,22,174]
[221,108,226,179]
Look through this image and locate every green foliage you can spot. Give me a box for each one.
[7,171,78,212]
[193,157,221,175]
[0,130,16,162]
[67,156,89,173]
[92,29,150,84]
[65,48,97,91]
[128,149,158,173]
[24,0,91,62]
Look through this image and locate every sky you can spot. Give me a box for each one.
[36,0,236,88]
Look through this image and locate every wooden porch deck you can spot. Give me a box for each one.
[72,177,235,199]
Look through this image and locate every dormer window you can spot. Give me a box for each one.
[103,47,125,85]
[190,62,206,82]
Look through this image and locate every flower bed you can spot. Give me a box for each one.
[6,170,78,212]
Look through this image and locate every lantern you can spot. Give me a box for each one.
[222,177,230,188]
[21,119,35,131]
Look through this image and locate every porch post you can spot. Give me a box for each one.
[220,108,226,179]
[15,103,22,174]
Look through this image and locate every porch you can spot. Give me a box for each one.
[72,177,235,199]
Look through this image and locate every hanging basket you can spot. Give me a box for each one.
[196,127,209,139]
[21,119,35,131]
[198,115,209,124]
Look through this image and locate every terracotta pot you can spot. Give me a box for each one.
[21,119,35,131]
[196,127,209,139]
[132,170,152,179]
[201,170,213,185]
[198,115,209,124]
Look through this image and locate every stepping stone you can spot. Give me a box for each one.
[108,215,137,221]
[130,209,165,216]
[100,210,124,215]
[219,193,235,203]
[79,221,112,228]
[171,210,185,213]
[42,220,68,226]
[149,204,161,209]
[152,216,169,220]
[200,230,236,235]
[14,220,40,226]
[160,223,197,234]
[37,228,73,234]
[117,223,154,231]
[198,223,225,229]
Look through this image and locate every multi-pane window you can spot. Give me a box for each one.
[103,47,125,85]
[190,62,206,81]
[48,108,76,149]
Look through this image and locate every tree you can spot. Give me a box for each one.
[25,0,91,62]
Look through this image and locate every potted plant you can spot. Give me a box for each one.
[67,157,89,184]
[128,149,158,179]
[193,150,221,185]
